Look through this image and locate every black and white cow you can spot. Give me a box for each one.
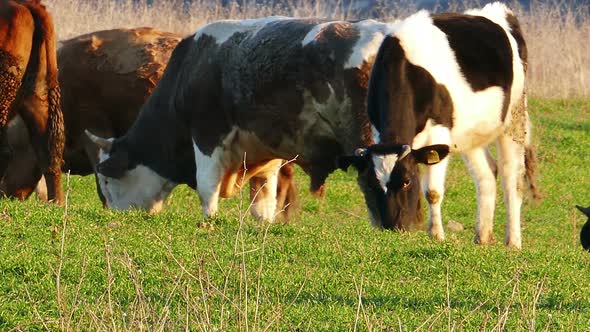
[340,3,539,248]
[85,17,413,221]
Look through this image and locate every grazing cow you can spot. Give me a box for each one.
[339,3,540,248]
[0,27,182,203]
[1,27,297,216]
[577,205,590,251]
[0,0,64,203]
[87,17,397,221]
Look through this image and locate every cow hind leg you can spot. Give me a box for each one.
[422,156,450,241]
[497,135,526,249]
[275,163,298,220]
[463,147,497,244]
[249,162,280,222]
[19,93,64,204]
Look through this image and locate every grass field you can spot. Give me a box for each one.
[1,98,589,330]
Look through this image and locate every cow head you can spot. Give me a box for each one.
[85,130,175,213]
[338,143,449,230]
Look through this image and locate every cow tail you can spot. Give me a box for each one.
[278,163,299,220]
[47,85,64,172]
[524,145,542,201]
[37,1,65,173]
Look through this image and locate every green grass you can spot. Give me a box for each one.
[1,99,589,330]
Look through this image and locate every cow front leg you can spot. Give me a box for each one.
[193,141,224,218]
[422,156,450,241]
[497,135,525,249]
[462,147,497,244]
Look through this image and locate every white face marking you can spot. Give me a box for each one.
[97,149,174,213]
[370,123,399,193]
[194,16,289,45]
[372,153,399,193]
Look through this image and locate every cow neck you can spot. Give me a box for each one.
[368,36,453,145]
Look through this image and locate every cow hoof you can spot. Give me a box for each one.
[197,221,215,231]
[474,232,496,245]
[505,238,522,250]
[429,230,445,242]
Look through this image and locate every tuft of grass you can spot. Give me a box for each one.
[1,99,589,330]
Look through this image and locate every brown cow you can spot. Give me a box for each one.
[0,27,182,203]
[0,0,64,203]
[1,27,297,216]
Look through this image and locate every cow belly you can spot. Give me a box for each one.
[450,86,506,152]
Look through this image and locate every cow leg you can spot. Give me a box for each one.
[249,162,280,221]
[422,156,450,241]
[463,147,497,244]
[19,95,64,204]
[497,135,525,249]
[193,142,224,218]
[275,163,297,219]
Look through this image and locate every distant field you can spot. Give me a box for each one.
[1,99,589,330]
[44,0,590,99]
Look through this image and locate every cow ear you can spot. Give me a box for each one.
[337,148,369,172]
[85,130,113,152]
[96,151,129,179]
[412,145,450,165]
[577,205,590,218]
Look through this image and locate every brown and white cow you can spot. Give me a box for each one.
[87,17,402,223]
[0,0,64,203]
[339,3,540,248]
[1,27,298,216]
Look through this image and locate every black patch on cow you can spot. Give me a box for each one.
[505,12,528,70]
[433,13,514,119]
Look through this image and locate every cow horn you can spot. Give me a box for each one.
[399,144,411,160]
[85,130,113,152]
[354,148,368,157]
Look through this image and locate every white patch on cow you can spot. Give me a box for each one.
[97,149,175,214]
[372,154,399,193]
[344,20,395,69]
[465,2,526,126]
[301,22,333,46]
[394,10,507,152]
[192,128,239,217]
[465,2,513,31]
[194,16,289,45]
[411,119,452,151]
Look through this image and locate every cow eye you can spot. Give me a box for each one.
[402,179,411,190]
